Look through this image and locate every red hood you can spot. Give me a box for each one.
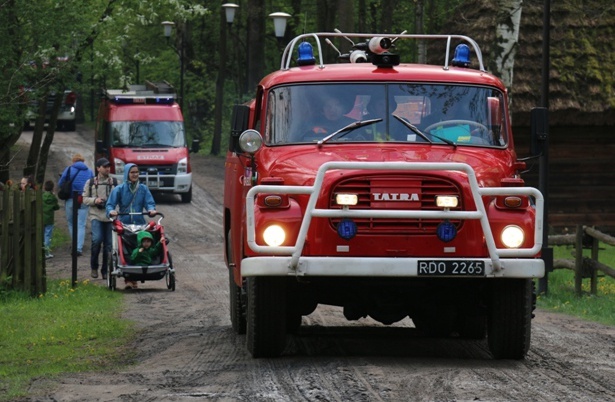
[257,144,517,188]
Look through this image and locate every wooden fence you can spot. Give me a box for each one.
[549,225,615,296]
[0,188,46,295]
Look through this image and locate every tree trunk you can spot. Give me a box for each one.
[338,0,354,35]
[211,7,227,156]
[380,0,394,33]
[416,0,426,64]
[246,0,265,95]
[494,0,523,91]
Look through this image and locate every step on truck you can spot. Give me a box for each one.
[223,32,546,359]
[95,81,197,203]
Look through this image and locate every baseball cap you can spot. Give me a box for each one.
[96,158,111,167]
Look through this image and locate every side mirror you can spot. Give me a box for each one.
[487,97,501,128]
[530,107,548,156]
[190,139,200,153]
[95,139,107,155]
[230,104,250,153]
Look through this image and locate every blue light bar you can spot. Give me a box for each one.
[451,44,471,67]
[297,41,316,66]
[111,96,175,105]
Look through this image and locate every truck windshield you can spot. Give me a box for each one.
[110,121,186,147]
[265,83,508,147]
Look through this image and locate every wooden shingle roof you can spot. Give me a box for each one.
[439,0,615,126]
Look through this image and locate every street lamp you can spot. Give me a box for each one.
[222,3,239,26]
[268,12,291,42]
[161,21,184,110]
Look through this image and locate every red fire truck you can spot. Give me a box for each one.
[224,32,546,359]
[95,81,196,203]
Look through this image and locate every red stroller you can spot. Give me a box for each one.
[107,212,175,291]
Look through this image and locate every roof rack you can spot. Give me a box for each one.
[280,32,486,72]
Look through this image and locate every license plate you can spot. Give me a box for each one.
[418,260,485,276]
[148,180,159,188]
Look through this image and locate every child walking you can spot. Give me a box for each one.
[42,180,60,258]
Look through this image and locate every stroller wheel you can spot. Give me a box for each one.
[166,253,175,291]
[166,272,176,291]
[107,251,117,291]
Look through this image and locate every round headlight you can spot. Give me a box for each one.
[501,225,524,248]
[263,225,285,247]
[239,130,263,154]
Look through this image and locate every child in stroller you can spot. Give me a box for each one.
[131,231,165,267]
[108,212,175,291]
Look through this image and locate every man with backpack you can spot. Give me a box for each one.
[83,158,117,279]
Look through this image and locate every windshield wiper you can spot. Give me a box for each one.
[393,115,456,147]
[317,118,382,147]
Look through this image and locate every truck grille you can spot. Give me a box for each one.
[138,164,177,188]
[329,175,463,235]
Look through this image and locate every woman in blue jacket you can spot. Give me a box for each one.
[106,163,157,225]
[106,163,157,289]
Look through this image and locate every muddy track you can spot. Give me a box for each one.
[17,128,615,402]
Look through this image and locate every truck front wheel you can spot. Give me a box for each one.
[246,276,287,357]
[488,279,533,359]
[180,186,192,203]
[227,230,246,334]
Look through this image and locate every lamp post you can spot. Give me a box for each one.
[161,21,184,110]
[211,5,291,156]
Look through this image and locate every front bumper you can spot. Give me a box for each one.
[241,256,544,278]
[242,161,545,278]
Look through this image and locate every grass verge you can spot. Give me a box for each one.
[0,279,135,401]
[537,243,615,327]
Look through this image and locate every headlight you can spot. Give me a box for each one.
[115,158,125,175]
[239,130,263,154]
[435,195,458,208]
[263,225,285,247]
[177,157,188,174]
[336,193,358,206]
[501,225,524,248]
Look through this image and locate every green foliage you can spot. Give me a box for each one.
[0,279,135,401]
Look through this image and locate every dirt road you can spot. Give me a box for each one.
[18,128,615,401]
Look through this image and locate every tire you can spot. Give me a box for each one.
[166,273,176,291]
[488,279,533,359]
[227,229,246,334]
[458,315,487,339]
[166,253,175,291]
[180,186,192,203]
[246,276,287,358]
[64,120,76,132]
[229,269,247,334]
[286,309,303,334]
[107,251,117,291]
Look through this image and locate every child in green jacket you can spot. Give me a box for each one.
[130,230,164,266]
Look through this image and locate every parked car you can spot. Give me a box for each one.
[24,90,77,131]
